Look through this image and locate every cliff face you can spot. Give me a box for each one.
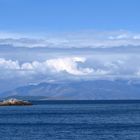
[0,98,32,106]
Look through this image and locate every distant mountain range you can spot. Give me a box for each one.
[1,80,140,100]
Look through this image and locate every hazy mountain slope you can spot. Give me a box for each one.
[1,80,140,100]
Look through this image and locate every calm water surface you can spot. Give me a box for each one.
[0,100,140,140]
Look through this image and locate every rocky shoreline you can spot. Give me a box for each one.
[0,98,32,106]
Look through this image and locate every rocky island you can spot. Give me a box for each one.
[0,98,32,106]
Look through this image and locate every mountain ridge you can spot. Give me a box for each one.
[1,80,140,100]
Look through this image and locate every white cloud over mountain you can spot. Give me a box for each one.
[47,57,93,75]
[0,57,95,78]
[0,55,140,80]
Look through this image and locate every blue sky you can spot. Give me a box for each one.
[0,0,139,32]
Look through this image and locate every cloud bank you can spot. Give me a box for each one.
[0,57,95,79]
[0,55,140,80]
[1,30,140,48]
[1,30,140,92]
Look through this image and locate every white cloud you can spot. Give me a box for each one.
[47,57,93,75]
[109,34,129,40]
[1,56,119,80]
[133,35,140,40]
[136,71,140,76]
[1,54,140,80]
[1,30,140,48]
[0,58,20,69]
[0,57,94,78]
[135,67,140,76]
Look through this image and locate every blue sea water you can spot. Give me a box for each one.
[0,100,140,140]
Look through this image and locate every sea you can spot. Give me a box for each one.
[0,100,140,140]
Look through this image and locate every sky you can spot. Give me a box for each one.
[0,0,140,32]
[0,0,140,92]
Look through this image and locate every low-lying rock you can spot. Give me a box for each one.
[0,98,32,106]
